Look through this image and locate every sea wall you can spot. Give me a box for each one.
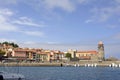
[0,61,120,67]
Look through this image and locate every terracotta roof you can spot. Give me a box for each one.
[14,48,37,52]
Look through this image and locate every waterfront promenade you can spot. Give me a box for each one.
[0,61,120,67]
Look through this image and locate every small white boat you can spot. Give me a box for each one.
[0,71,25,80]
[94,63,97,67]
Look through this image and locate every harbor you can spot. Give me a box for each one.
[1,66,120,80]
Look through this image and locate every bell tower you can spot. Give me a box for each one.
[98,41,105,61]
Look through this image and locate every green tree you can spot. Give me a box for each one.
[1,42,19,48]
[2,41,9,45]
[0,50,5,56]
[65,53,71,59]
[9,42,19,48]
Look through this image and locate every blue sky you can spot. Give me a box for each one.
[0,0,120,58]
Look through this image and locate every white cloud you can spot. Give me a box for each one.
[43,0,75,12]
[23,31,44,37]
[0,9,18,32]
[89,5,120,22]
[0,8,45,37]
[0,15,7,23]
[0,0,94,13]
[0,8,13,23]
[0,8,13,16]
[42,0,95,12]
[12,17,45,27]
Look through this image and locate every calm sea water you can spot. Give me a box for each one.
[0,66,120,80]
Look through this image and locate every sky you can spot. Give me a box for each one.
[0,0,120,58]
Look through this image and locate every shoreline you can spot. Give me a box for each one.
[0,61,120,67]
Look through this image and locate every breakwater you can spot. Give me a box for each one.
[0,61,120,67]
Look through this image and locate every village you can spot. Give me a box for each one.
[0,41,120,67]
[0,41,105,62]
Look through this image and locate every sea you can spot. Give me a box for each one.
[0,66,120,80]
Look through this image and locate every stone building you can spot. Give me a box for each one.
[67,41,105,61]
[97,41,105,61]
[76,50,98,60]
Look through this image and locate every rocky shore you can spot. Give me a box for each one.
[0,61,120,67]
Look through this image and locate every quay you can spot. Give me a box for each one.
[0,61,120,67]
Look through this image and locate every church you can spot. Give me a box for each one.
[67,41,105,61]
